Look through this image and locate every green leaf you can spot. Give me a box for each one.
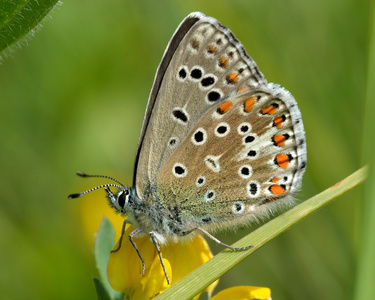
[93,277,111,300]
[0,0,60,58]
[94,217,125,300]
[155,167,367,300]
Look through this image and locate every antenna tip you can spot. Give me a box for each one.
[68,193,82,199]
[76,171,88,177]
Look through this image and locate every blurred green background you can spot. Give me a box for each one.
[0,0,371,299]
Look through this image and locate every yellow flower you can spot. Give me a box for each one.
[211,286,271,300]
[107,223,218,300]
[74,179,271,300]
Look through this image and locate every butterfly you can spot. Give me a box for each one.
[69,12,307,284]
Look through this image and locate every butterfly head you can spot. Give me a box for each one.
[68,172,138,216]
[105,186,136,215]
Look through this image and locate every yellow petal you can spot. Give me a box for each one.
[162,235,218,296]
[107,225,218,299]
[135,257,171,300]
[107,224,149,292]
[211,286,271,300]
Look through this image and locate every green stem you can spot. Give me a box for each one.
[353,0,375,298]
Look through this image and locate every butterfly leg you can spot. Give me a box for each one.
[149,231,170,285]
[111,219,131,252]
[127,227,146,276]
[194,226,252,251]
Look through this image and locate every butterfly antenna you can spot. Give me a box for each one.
[75,171,126,188]
[68,183,123,199]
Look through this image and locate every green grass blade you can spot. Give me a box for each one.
[155,167,367,300]
[0,0,60,57]
[353,1,375,298]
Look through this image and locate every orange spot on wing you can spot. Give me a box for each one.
[262,104,278,115]
[273,116,284,128]
[270,184,286,195]
[217,101,233,114]
[275,153,290,169]
[226,73,239,84]
[243,97,255,112]
[237,86,249,93]
[273,135,286,146]
[219,57,229,68]
[207,45,217,53]
[271,177,280,183]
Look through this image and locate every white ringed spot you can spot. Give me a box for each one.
[176,65,188,82]
[173,163,187,178]
[196,176,206,187]
[189,65,204,81]
[238,165,253,179]
[171,107,189,125]
[232,201,245,214]
[200,73,217,90]
[215,122,230,137]
[205,89,223,104]
[168,137,179,149]
[242,135,255,145]
[204,190,216,202]
[237,122,252,135]
[247,181,260,197]
[191,128,207,146]
[204,155,222,173]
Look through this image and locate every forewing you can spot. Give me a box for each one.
[134,12,266,201]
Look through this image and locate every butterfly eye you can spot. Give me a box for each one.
[117,192,126,208]
[117,190,129,209]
